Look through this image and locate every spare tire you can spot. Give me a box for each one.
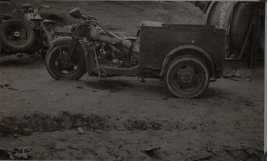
[230,2,255,51]
[0,19,35,52]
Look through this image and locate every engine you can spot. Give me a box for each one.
[95,43,125,60]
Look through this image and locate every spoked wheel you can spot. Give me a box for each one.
[166,55,210,98]
[45,41,86,80]
[0,19,35,52]
[55,46,76,73]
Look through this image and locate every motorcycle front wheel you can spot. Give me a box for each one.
[45,41,86,80]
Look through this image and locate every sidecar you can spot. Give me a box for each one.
[85,21,226,98]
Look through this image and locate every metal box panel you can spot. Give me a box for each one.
[139,25,226,72]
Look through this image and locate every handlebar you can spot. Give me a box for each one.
[90,20,110,35]
[69,7,111,35]
[81,13,97,21]
[69,7,97,21]
[38,5,50,11]
[18,4,50,14]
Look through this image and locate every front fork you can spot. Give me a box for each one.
[64,24,100,77]
[79,40,92,76]
[79,40,102,78]
[67,24,89,61]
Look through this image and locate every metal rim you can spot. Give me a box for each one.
[168,60,206,95]
[4,22,29,46]
[53,45,79,75]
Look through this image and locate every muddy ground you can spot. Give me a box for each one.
[0,1,265,160]
[0,55,264,160]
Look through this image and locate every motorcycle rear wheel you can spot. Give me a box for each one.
[45,42,86,80]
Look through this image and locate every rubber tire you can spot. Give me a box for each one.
[45,40,86,80]
[0,19,35,52]
[165,55,210,99]
[230,2,255,51]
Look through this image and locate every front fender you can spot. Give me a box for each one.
[159,45,216,79]
[48,36,86,68]
[48,36,72,51]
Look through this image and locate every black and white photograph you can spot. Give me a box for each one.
[0,0,266,160]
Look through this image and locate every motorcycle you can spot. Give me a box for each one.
[46,7,140,80]
[45,7,226,98]
[0,3,56,59]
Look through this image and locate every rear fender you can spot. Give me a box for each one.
[159,45,216,79]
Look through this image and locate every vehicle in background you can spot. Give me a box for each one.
[0,0,56,59]
[194,1,265,70]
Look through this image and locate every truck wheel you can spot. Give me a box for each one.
[0,19,35,52]
[45,42,86,80]
[165,55,210,98]
[230,2,255,51]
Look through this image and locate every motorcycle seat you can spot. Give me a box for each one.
[43,20,57,23]
[125,37,137,41]
[114,32,137,42]
[43,20,57,27]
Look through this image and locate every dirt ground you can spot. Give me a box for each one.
[0,1,265,161]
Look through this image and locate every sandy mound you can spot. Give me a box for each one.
[11,1,204,35]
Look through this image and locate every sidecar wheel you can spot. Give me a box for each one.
[45,42,86,80]
[165,55,210,98]
[0,19,35,52]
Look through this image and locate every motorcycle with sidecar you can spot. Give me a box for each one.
[45,7,226,98]
[0,1,56,59]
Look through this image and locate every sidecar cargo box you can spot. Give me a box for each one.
[138,22,226,78]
